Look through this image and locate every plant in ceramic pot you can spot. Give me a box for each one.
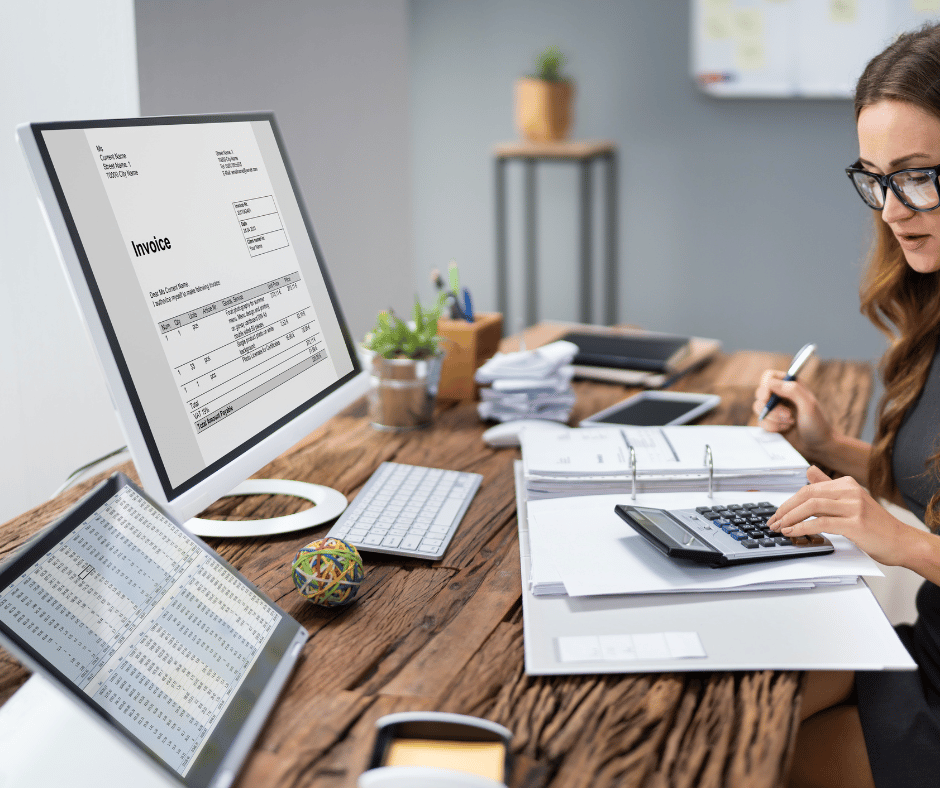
[515,45,574,142]
[361,295,447,431]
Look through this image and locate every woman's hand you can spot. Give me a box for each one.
[753,370,835,461]
[767,466,912,566]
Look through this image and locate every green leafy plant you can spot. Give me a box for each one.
[363,294,447,360]
[533,45,568,82]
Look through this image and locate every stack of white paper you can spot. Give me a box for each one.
[476,341,578,422]
[523,492,883,597]
[521,424,810,499]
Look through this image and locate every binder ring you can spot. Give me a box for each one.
[630,446,637,500]
[704,444,714,499]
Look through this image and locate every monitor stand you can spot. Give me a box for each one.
[0,674,176,787]
[186,478,348,538]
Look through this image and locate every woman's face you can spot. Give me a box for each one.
[857,99,940,274]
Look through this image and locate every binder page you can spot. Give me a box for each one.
[659,425,808,473]
[522,425,808,477]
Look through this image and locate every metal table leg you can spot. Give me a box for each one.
[495,157,508,326]
[579,158,593,323]
[605,150,618,325]
[523,158,537,327]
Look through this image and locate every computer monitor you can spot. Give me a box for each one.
[17,113,369,536]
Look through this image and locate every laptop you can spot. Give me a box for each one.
[0,473,308,788]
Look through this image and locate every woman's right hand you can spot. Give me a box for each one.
[753,370,835,462]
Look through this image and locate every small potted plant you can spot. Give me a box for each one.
[361,295,447,431]
[515,44,574,142]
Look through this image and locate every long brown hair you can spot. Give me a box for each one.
[856,23,940,529]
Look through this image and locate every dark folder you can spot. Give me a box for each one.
[560,331,691,373]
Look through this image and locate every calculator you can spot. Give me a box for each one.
[613,501,833,567]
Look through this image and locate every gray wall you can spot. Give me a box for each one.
[136,0,412,343]
[1,0,136,525]
[409,0,886,362]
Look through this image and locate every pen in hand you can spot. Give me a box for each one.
[759,343,817,422]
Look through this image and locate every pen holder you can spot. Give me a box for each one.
[436,313,503,401]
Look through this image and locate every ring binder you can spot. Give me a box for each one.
[633,443,712,500]
[520,426,810,501]
[704,444,713,499]
[630,446,637,500]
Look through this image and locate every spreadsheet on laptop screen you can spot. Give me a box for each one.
[0,479,291,781]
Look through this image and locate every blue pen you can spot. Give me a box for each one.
[462,287,474,323]
[759,343,817,421]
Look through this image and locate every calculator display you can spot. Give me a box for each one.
[629,507,713,551]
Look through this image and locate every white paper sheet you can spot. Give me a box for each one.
[527,492,882,597]
[556,631,707,663]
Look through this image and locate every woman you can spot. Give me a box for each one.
[754,23,940,788]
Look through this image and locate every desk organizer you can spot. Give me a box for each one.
[437,312,503,401]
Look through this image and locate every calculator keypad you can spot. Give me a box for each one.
[688,501,827,552]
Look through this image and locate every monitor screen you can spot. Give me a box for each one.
[19,114,367,523]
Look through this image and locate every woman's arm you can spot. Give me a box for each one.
[809,432,873,487]
[769,466,940,586]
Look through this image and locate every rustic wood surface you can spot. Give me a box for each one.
[0,340,873,788]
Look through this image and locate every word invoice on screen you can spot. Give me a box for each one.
[89,122,342,463]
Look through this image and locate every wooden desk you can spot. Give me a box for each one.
[0,343,872,788]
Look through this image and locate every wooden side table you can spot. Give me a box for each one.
[494,139,618,330]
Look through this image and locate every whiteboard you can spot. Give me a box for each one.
[691,0,940,98]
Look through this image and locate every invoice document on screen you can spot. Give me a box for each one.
[94,123,336,460]
[42,121,351,486]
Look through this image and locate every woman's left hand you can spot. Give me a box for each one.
[767,466,911,566]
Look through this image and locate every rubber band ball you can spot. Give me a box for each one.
[291,537,365,606]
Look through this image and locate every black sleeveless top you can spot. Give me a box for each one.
[856,342,940,788]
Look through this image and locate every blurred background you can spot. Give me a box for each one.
[3,0,933,527]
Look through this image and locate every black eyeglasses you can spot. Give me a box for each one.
[846,161,940,212]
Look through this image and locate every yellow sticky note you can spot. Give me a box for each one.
[736,39,766,71]
[385,739,505,782]
[734,8,764,38]
[913,0,940,12]
[705,9,733,39]
[830,0,857,23]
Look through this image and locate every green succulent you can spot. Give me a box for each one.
[363,294,447,360]
[533,45,568,82]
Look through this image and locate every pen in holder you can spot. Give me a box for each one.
[630,443,714,500]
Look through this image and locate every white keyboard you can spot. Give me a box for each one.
[326,462,483,559]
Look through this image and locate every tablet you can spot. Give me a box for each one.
[580,391,720,427]
[0,473,307,788]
